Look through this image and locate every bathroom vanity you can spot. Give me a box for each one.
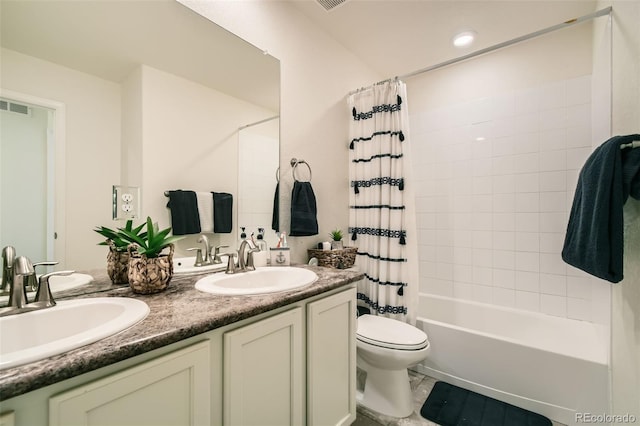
[0,266,362,426]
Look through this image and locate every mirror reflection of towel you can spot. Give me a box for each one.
[272,183,279,232]
[290,181,318,236]
[212,192,233,233]
[166,190,201,235]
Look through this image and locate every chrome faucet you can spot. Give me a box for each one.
[1,256,73,316]
[198,235,212,264]
[225,239,259,274]
[1,246,16,295]
[187,235,230,267]
[237,239,259,271]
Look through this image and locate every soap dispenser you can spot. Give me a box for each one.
[254,228,268,267]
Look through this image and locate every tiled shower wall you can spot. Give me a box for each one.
[410,75,609,324]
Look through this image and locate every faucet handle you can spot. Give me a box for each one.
[8,256,34,308]
[35,270,74,307]
[212,245,229,264]
[245,248,260,271]
[186,248,204,266]
[225,252,238,274]
[30,261,59,292]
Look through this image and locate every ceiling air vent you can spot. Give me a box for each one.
[0,98,31,116]
[316,0,348,11]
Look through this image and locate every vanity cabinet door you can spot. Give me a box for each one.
[307,287,357,426]
[48,341,211,426]
[223,307,303,426]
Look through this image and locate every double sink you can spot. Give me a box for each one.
[0,265,318,370]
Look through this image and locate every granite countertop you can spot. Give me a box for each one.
[0,265,363,401]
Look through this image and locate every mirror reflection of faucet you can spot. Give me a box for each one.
[0,254,74,317]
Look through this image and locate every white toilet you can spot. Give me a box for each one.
[356,314,430,418]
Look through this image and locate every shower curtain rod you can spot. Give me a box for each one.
[348,6,612,96]
[238,115,279,131]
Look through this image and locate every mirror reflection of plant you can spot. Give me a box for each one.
[94,220,145,252]
[329,229,343,241]
[118,217,184,258]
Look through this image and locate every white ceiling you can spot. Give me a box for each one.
[290,0,598,79]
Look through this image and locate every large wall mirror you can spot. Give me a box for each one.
[0,0,280,272]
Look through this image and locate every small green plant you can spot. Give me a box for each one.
[329,229,343,241]
[117,217,184,258]
[94,220,145,251]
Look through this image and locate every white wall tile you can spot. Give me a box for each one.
[493,250,515,270]
[414,76,599,323]
[540,273,567,296]
[493,268,516,288]
[539,171,566,192]
[567,297,592,321]
[516,232,540,252]
[540,192,567,212]
[493,231,515,250]
[516,251,540,272]
[515,193,539,212]
[516,271,540,292]
[540,294,567,317]
[515,173,539,192]
[492,287,516,307]
[516,291,540,312]
[539,128,567,152]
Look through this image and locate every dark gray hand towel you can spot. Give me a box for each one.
[562,134,640,283]
[212,192,233,233]
[272,182,280,232]
[290,181,318,236]
[166,190,201,235]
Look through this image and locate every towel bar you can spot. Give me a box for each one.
[290,158,312,182]
[620,140,640,150]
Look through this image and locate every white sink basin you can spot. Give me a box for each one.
[0,297,149,370]
[195,267,318,296]
[173,256,228,275]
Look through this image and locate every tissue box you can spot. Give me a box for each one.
[270,248,290,266]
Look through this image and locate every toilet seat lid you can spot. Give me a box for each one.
[357,314,428,350]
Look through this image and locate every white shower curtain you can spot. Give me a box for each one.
[348,79,418,324]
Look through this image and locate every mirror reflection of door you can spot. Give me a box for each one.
[0,97,54,266]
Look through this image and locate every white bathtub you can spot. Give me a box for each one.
[413,294,610,426]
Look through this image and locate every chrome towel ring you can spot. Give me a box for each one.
[290,158,312,182]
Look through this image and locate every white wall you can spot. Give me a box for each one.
[1,48,121,270]
[605,0,640,423]
[407,22,615,325]
[179,0,381,263]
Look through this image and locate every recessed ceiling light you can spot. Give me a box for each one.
[453,30,476,48]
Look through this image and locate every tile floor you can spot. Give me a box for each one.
[353,369,567,426]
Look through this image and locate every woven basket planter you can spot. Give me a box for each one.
[127,244,174,294]
[107,241,129,284]
[307,246,357,269]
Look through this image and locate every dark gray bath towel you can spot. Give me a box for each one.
[290,181,318,236]
[562,134,640,283]
[166,190,201,235]
[212,192,233,233]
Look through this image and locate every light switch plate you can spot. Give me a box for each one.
[112,185,140,220]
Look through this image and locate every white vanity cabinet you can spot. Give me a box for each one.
[307,288,357,426]
[48,341,211,426]
[0,284,357,426]
[223,308,304,425]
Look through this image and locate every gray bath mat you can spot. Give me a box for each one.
[420,381,552,426]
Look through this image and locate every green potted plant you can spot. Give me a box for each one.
[118,217,184,294]
[329,229,344,250]
[94,220,145,285]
